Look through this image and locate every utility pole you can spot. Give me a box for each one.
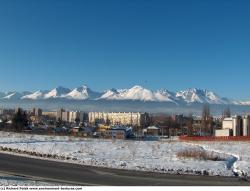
[161,126,163,141]
[168,126,171,140]
[181,115,183,136]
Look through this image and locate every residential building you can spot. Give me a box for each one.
[104,126,133,139]
[0,109,15,116]
[15,107,22,113]
[35,108,42,117]
[69,111,84,123]
[57,108,65,120]
[88,112,149,127]
[58,110,85,123]
[62,111,69,122]
[145,126,160,136]
[42,111,57,118]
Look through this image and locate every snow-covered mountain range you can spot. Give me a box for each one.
[0,85,248,105]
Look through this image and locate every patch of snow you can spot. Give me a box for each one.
[239,101,250,105]
[21,90,48,100]
[154,89,178,103]
[176,88,233,104]
[43,87,71,99]
[1,92,27,100]
[64,85,102,100]
[99,89,120,100]
[100,86,177,103]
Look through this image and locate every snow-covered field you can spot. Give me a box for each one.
[0,132,249,177]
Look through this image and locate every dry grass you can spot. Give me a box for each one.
[177,149,224,161]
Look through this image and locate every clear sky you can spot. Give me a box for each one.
[0,0,249,100]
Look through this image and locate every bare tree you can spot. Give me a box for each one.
[187,113,194,136]
[223,107,231,118]
[1,117,8,129]
[202,104,213,136]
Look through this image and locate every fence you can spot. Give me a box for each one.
[179,135,250,142]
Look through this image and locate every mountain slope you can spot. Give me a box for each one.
[100,86,178,103]
[176,88,233,104]
[99,88,120,100]
[21,90,49,100]
[43,87,71,99]
[1,91,31,100]
[64,85,102,100]
[239,101,250,105]
[154,89,178,103]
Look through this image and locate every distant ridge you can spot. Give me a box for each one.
[0,84,248,106]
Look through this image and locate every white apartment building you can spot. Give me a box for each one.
[62,111,69,122]
[61,110,84,123]
[88,112,149,127]
[68,111,84,123]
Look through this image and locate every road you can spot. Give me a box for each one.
[0,152,249,186]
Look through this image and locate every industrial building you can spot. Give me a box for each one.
[243,115,250,136]
[218,115,250,136]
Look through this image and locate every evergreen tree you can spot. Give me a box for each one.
[12,108,28,132]
[75,117,80,124]
[56,118,62,127]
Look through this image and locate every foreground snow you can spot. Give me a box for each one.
[0,173,59,186]
[0,132,249,177]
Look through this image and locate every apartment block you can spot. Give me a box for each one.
[88,112,149,127]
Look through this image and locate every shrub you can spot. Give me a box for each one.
[177,149,224,161]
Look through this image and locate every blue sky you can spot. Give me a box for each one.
[0,0,249,100]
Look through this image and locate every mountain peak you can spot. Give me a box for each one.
[65,85,101,100]
[131,85,144,89]
[82,84,88,88]
[44,86,71,99]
